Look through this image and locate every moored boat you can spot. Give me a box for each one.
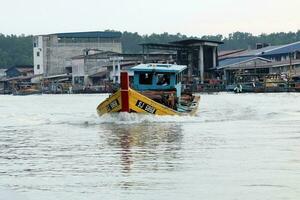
[97,64,200,116]
[293,76,300,92]
[12,83,41,95]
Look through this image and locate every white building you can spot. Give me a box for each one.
[33,31,122,77]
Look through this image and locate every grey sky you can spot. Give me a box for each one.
[1,0,299,36]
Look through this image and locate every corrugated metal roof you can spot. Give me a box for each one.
[218,56,271,69]
[262,41,300,55]
[219,56,254,67]
[89,71,107,78]
[219,59,300,70]
[219,49,248,60]
[17,68,33,73]
[170,39,224,45]
[236,45,281,57]
[54,31,121,38]
[229,42,300,57]
[131,63,187,73]
[4,75,34,81]
[219,49,246,57]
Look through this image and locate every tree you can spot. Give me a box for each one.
[0,30,299,68]
[0,34,33,68]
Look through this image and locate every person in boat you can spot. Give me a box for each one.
[168,92,176,109]
[157,74,169,86]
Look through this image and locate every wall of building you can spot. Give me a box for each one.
[0,69,6,78]
[269,64,300,75]
[72,58,110,86]
[34,34,122,76]
[84,59,108,76]
[71,59,85,77]
[33,36,44,75]
[296,64,300,75]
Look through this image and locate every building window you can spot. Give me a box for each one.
[37,65,40,70]
[37,52,40,57]
[74,76,84,85]
[33,43,37,47]
[275,56,281,62]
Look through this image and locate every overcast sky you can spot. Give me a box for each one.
[1,0,299,36]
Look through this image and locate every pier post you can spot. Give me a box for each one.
[120,72,130,112]
[199,46,204,84]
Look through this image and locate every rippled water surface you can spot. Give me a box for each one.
[0,93,300,200]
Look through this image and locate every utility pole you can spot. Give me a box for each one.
[289,52,292,78]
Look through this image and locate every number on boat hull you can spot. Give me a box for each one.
[136,100,157,114]
[106,99,120,112]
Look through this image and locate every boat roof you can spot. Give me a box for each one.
[131,63,187,73]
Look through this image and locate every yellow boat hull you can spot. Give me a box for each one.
[97,88,200,116]
[97,90,122,116]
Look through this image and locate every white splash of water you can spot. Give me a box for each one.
[96,112,202,124]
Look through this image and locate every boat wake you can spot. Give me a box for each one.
[96,112,202,124]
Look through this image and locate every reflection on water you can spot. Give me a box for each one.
[100,123,183,174]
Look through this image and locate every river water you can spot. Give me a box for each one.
[0,93,300,200]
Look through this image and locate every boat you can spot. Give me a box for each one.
[12,83,41,95]
[233,82,264,93]
[97,63,200,116]
[231,73,299,93]
[291,75,300,92]
[264,74,290,92]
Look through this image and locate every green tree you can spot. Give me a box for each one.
[0,30,300,69]
[0,34,33,68]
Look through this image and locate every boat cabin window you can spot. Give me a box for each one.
[176,73,182,84]
[139,73,153,85]
[157,73,170,86]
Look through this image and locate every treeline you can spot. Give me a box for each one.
[1,31,300,68]
[0,34,33,68]
[122,31,300,53]
[202,31,300,50]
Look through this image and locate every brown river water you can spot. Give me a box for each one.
[0,93,300,200]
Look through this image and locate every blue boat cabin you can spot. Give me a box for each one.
[131,64,186,97]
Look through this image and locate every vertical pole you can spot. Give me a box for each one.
[199,46,204,84]
[112,59,115,83]
[289,52,292,77]
[142,45,145,63]
[117,60,121,84]
[213,46,217,68]
[120,72,130,112]
[188,51,193,82]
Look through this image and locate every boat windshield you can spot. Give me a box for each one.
[139,73,153,85]
[157,73,170,86]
